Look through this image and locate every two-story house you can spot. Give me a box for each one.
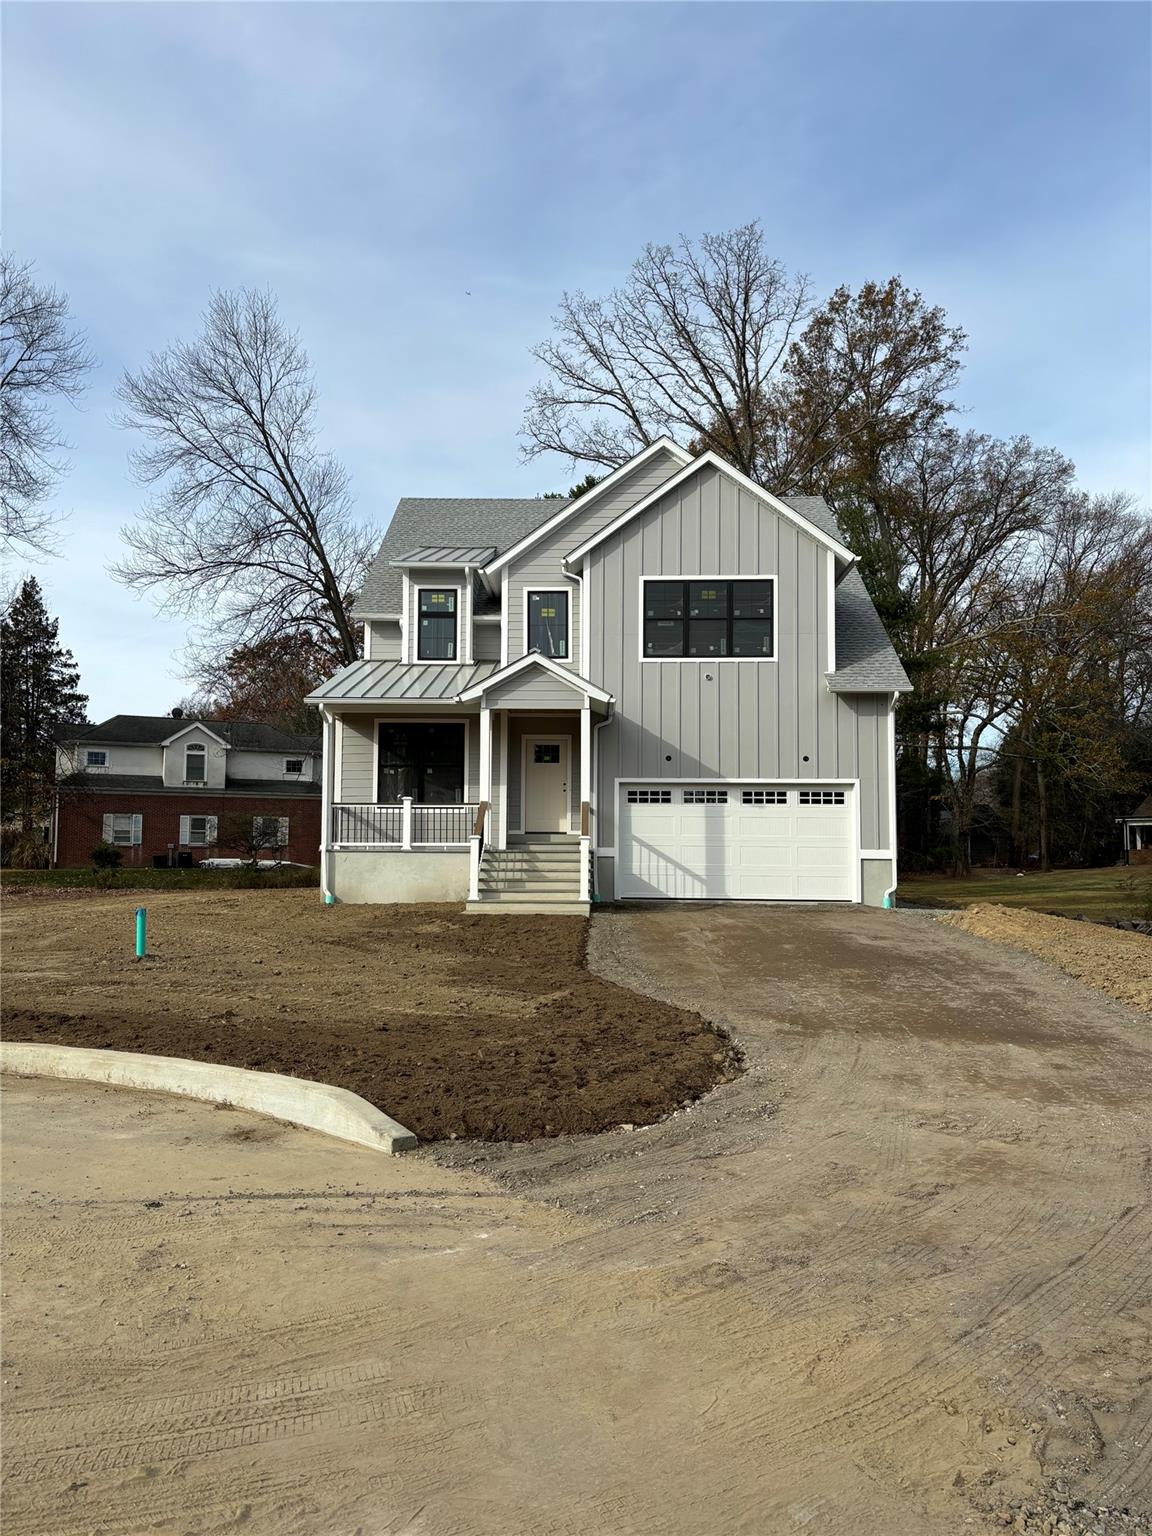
[53,714,321,867]
[306,439,911,912]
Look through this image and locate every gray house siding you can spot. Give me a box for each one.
[367,621,402,662]
[505,446,684,671]
[481,671,585,711]
[584,463,892,856]
[473,623,502,661]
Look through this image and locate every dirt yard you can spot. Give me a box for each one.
[945,903,1152,1012]
[0,890,733,1139]
[3,904,1151,1536]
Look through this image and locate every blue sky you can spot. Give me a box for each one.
[5,1,1149,719]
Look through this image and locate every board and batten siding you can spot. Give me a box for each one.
[335,714,481,803]
[584,463,892,851]
[505,446,684,671]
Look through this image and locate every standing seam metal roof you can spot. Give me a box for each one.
[391,545,497,566]
[306,660,499,702]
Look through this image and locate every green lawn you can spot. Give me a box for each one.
[897,865,1152,920]
[0,865,318,892]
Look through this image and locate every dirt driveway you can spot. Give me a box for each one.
[4,905,1151,1536]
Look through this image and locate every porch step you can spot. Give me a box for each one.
[466,896,591,916]
[479,876,582,894]
[481,852,581,870]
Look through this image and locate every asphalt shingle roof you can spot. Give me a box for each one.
[56,773,320,797]
[350,484,911,693]
[61,716,320,751]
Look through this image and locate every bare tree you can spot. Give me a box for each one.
[113,289,374,664]
[0,252,94,556]
[522,223,811,475]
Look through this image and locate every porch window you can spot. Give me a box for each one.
[377,722,465,804]
[417,589,457,661]
[527,590,569,658]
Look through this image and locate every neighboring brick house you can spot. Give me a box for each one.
[53,715,321,868]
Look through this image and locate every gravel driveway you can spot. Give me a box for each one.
[4,905,1150,1536]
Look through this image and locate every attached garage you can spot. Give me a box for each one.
[616,782,858,902]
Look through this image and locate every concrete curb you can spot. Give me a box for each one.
[0,1043,418,1154]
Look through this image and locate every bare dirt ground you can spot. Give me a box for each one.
[944,903,1152,1013]
[0,890,733,1139]
[3,905,1151,1536]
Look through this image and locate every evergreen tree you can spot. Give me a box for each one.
[1,578,88,854]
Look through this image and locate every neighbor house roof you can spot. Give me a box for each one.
[1124,793,1152,820]
[56,772,320,797]
[306,660,499,704]
[60,716,320,751]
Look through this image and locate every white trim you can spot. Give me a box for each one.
[522,586,574,663]
[362,620,373,661]
[500,566,509,668]
[565,451,857,565]
[611,776,862,905]
[161,721,230,748]
[479,706,492,814]
[826,549,836,675]
[484,438,692,577]
[456,650,613,706]
[354,611,402,621]
[884,693,899,905]
[859,849,894,860]
[400,576,411,663]
[371,714,474,804]
[498,710,509,849]
[461,572,474,666]
[521,732,575,835]
[637,575,778,665]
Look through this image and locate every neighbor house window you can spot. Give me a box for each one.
[284,757,304,775]
[417,588,457,661]
[180,814,217,846]
[642,580,775,658]
[377,722,465,803]
[102,812,141,846]
[527,590,569,658]
[85,749,108,768]
[185,743,207,783]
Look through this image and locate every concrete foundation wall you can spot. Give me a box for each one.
[861,858,895,907]
[331,849,469,904]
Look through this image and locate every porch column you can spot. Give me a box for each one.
[479,704,493,815]
[320,707,335,903]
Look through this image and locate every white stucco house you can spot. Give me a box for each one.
[306,439,911,912]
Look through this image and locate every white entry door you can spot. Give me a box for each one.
[524,736,570,832]
[617,783,856,900]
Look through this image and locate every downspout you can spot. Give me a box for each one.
[883,691,899,909]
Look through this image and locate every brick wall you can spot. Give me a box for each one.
[54,791,321,868]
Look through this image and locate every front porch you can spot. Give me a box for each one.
[312,655,612,910]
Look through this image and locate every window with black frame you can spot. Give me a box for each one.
[642,579,774,658]
[377,722,465,804]
[417,588,457,660]
[527,590,569,658]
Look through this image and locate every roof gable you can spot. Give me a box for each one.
[564,452,857,565]
[455,652,613,705]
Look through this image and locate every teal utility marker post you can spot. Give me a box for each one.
[882,893,894,910]
[135,906,147,959]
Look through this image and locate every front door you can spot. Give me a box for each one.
[524,736,570,833]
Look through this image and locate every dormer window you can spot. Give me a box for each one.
[417,588,457,661]
[185,743,207,783]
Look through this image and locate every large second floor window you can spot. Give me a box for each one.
[184,743,207,782]
[378,722,465,803]
[643,579,775,659]
[417,588,457,661]
[527,590,569,658]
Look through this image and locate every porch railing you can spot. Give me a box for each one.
[332,800,478,848]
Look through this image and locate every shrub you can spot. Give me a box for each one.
[90,842,123,870]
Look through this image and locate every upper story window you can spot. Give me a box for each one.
[184,743,207,783]
[85,749,108,768]
[284,757,305,775]
[527,590,569,659]
[417,588,457,661]
[642,579,775,659]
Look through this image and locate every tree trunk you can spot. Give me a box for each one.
[1036,762,1050,872]
[1010,754,1023,867]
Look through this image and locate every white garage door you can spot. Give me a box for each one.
[617,783,856,901]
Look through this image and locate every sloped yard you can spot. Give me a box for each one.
[1,890,736,1140]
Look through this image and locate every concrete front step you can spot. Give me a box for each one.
[479,880,582,895]
[465,897,591,916]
